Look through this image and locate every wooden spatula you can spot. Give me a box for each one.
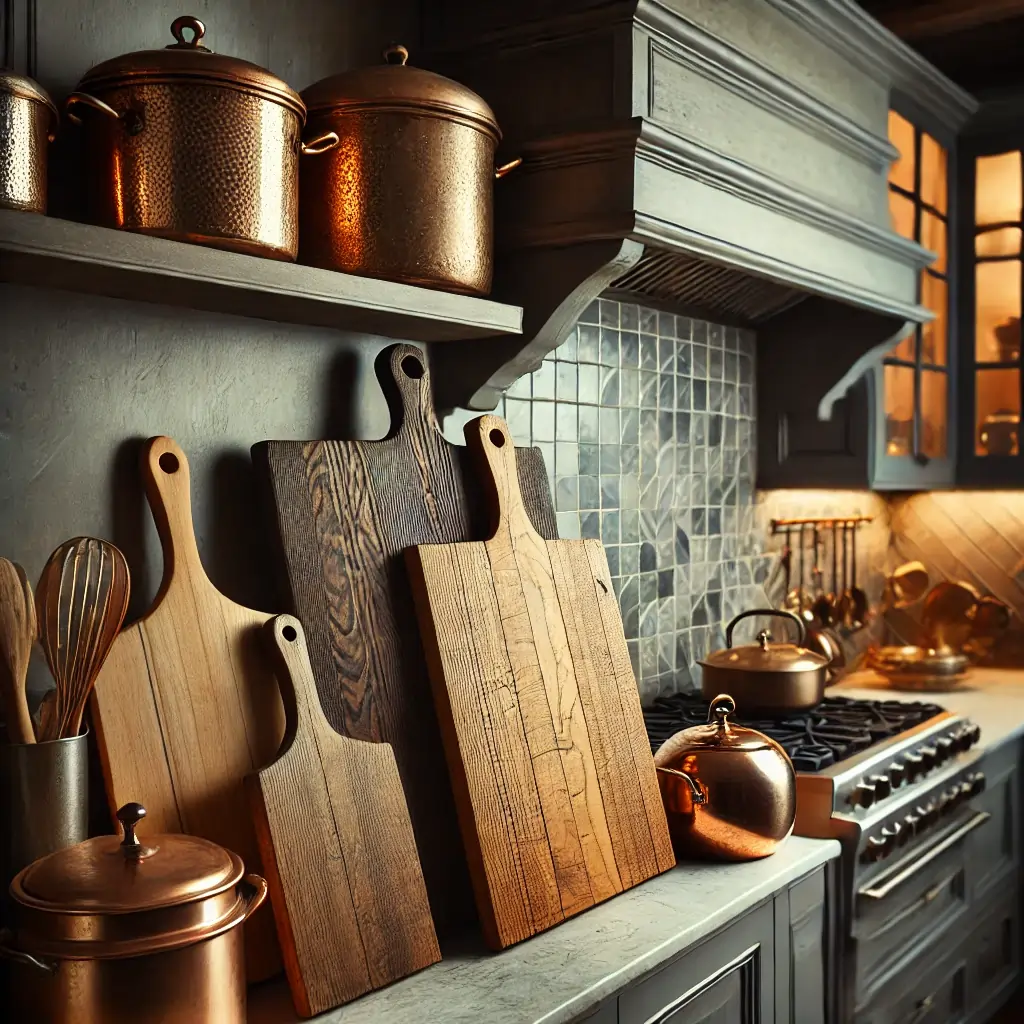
[248,615,439,1017]
[406,415,674,950]
[0,558,37,743]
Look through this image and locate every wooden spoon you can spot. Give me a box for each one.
[36,537,130,741]
[0,558,38,743]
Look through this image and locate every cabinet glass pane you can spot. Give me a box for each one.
[920,133,947,214]
[920,211,947,272]
[975,260,1022,362]
[888,327,916,362]
[888,111,915,192]
[976,152,1022,226]
[977,227,1022,258]
[885,364,915,456]
[920,370,948,458]
[889,190,915,240]
[976,369,1020,456]
[921,273,947,365]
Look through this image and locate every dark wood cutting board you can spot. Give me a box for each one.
[406,415,675,949]
[251,343,557,932]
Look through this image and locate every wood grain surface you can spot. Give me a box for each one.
[90,436,285,982]
[248,615,440,1018]
[252,343,558,933]
[406,415,674,949]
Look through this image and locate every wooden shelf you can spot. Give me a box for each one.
[0,211,522,343]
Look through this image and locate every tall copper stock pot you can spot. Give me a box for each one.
[300,44,518,295]
[1,802,267,1024]
[654,694,797,861]
[0,71,57,213]
[66,16,336,260]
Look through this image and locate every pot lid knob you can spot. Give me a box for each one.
[117,802,157,861]
[168,15,210,52]
[708,693,736,731]
[757,630,772,651]
[383,43,410,66]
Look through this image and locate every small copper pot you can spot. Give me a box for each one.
[66,16,337,260]
[0,70,57,213]
[654,694,796,861]
[1,802,266,1024]
[300,44,517,295]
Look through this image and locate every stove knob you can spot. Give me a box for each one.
[861,835,888,863]
[937,737,955,762]
[851,781,877,808]
[968,724,981,747]
[904,752,924,779]
[954,729,973,752]
[959,781,974,801]
[881,823,902,852]
[889,762,907,788]
[919,745,938,771]
[970,772,987,796]
[897,817,915,845]
[870,774,892,800]
[919,802,937,829]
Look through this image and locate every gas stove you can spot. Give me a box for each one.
[644,692,986,1020]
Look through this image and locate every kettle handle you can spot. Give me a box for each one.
[725,608,805,649]
[655,766,707,805]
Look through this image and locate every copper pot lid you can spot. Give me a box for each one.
[700,608,829,675]
[14,802,242,915]
[655,694,779,756]
[302,44,500,139]
[0,70,58,118]
[77,15,304,118]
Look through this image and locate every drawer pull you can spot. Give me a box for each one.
[864,871,957,941]
[859,811,989,901]
[906,994,933,1024]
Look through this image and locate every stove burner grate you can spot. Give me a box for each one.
[643,693,946,772]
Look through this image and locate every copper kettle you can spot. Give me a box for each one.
[654,694,796,861]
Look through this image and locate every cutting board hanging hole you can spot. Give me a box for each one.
[402,355,425,379]
[158,452,180,474]
[282,623,298,642]
[489,428,506,448]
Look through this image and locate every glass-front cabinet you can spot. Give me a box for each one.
[875,110,955,487]
[961,138,1023,483]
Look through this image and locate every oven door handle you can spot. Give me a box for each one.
[859,811,990,901]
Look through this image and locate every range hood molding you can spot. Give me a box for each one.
[424,0,976,412]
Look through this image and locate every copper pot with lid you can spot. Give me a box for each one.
[654,694,796,860]
[700,609,832,715]
[66,16,337,260]
[300,44,518,295]
[1,801,266,1023]
[0,70,57,213]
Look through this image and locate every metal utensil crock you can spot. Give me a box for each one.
[300,44,517,295]
[2,801,266,1023]
[66,16,336,260]
[0,70,57,213]
[654,694,796,860]
[700,609,831,715]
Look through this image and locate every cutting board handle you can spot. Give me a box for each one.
[466,415,539,543]
[378,344,439,441]
[141,437,206,587]
[264,614,327,740]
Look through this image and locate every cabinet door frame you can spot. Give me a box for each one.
[957,123,1024,488]
[871,89,960,490]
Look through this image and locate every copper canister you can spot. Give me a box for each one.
[1,802,267,1024]
[66,16,336,260]
[300,45,517,295]
[0,70,57,213]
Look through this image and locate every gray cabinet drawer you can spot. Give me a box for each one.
[966,889,1020,1024]
[618,902,773,1024]
[855,946,967,1024]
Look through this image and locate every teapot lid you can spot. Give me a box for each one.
[700,609,828,675]
[654,694,780,758]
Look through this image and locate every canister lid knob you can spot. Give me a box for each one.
[117,802,156,860]
[383,43,409,66]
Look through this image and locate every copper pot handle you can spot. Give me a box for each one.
[725,608,806,648]
[0,929,57,974]
[66,92,144,135]
[300,131,340,156]
[495,157,522,180]
[655,765,708,805]
[240,873,269,920]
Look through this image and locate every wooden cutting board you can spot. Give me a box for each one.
[406,415,675,949]
[91,436,285,982]
[248,614,440,1018]
[251,342,557,932]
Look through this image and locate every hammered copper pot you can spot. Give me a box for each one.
[654,694,796,861]
[300,44,518,295]
[66,16,336,260]
[0,70,57,213]
[1,802,266,1024]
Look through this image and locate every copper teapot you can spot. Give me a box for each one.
[654,694,796,861]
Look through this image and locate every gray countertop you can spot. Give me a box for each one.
[249,837,840,1024]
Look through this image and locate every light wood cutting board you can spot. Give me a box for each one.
[91,436,285,982]
[406,415,675,949]
[248,615,439,1018]
[251,343,557,933]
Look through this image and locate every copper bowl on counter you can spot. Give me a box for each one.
[654,694,797,861]
[1,802,266,1024]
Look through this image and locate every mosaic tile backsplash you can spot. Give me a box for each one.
[479,298,773,703]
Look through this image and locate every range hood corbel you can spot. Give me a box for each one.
[425,0,975,417]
